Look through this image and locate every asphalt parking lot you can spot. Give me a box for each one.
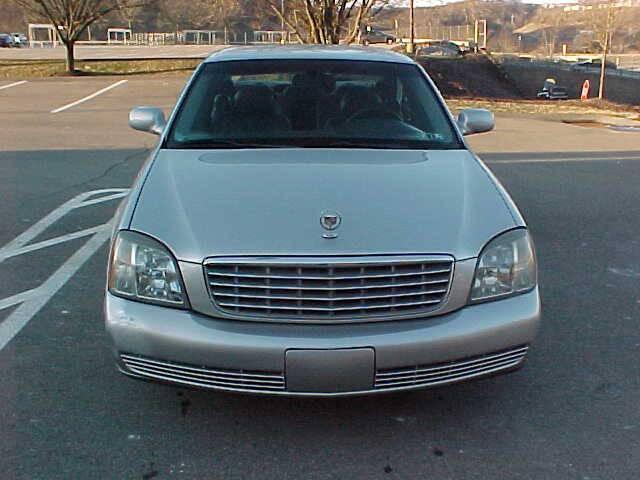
[1,75,640,479]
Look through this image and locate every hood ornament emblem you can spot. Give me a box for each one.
[320,211,341,239]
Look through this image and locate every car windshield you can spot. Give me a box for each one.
[165,59,463,150]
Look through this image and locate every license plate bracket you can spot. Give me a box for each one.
[285,348,375,393]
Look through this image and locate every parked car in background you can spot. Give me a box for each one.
[417,41,464,58]
[106,46,540,397]
[0,34,14,48]
[361,28,396,45]
[571,59,617,71]
[11,33,28,47]
[537,85,569,100]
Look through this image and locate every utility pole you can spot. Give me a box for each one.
[407,0,415,54]
[598,0,614,100]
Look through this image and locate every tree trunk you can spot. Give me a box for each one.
[65,41,76,74]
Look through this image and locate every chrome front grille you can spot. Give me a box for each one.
[204,255,454,321]
[375,346,529,390]
[120,354,285,392]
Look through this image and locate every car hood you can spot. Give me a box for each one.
[130,148,519,262]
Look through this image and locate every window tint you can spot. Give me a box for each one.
[166,59,463,150]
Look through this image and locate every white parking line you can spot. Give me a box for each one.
[0,228,111,351]
[0,288,39,311]
[0,80,28,91]
[50,79,128,114]
[0,225,106,262]
[0,188,129,352]
[0,189,127,256]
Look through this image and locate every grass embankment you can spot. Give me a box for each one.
[0,58,200,79]
[447,98,640,122]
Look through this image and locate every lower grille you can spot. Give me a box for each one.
[204,255,454,322]
[120,354,285,392]
[375,346,529,390]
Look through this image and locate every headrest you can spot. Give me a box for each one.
[340,87,382,117]
[234,85,276,114]
[291,73,308,88]
[218,78,235,97]
[211,94,232,121]
[321,73,336,94]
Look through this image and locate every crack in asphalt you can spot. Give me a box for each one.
[41,148,150,199]
[7,148,149,207]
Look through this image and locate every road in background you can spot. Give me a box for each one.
[0,45,225,61]
[1,75,640,479]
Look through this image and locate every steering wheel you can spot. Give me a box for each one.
[346,108,402,124]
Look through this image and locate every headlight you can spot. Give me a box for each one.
[470,229,536,303]
[108,230,187,308]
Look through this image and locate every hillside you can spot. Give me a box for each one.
[2,0,639,55]
[417,54,521,99]
[376,1,640,54]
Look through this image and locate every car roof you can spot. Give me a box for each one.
[204,45,414,65]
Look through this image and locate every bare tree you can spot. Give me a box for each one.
[13,0,155,73]
[533,6,566,57]
[117,0,143,30]
[265,0,389,45]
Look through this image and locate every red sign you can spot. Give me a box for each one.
[581,80,590,101]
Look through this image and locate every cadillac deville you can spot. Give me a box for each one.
[105,46,540,396]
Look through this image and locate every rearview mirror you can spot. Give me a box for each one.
[129,106,166,135]
[457,108,495,136]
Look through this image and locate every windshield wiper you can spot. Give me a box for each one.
[297,139,427,149]
[171,139,291,149]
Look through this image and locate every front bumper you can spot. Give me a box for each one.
[105,288,540,396]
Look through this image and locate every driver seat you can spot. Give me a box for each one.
[325,87,382,130]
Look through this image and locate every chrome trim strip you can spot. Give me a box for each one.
[212,288,449,302]
[126,366,287,391]
[376,356,525,386]
[119,346,528,397]
[208,277,450,291]
[120,354,286,392]
[206,268,452,281]
[203,254,454,266]
[375,359,524,389]
[374,346,529,389]
[122,359,285,386]
[120,354,284,380]
[376,346,529,377]
[217,298,443,311]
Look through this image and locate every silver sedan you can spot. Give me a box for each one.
[105,46,540,396]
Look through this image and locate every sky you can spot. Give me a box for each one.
[409,0,579,5]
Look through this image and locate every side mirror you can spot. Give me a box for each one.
[457,108,495,135]
[129,106,166,135]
